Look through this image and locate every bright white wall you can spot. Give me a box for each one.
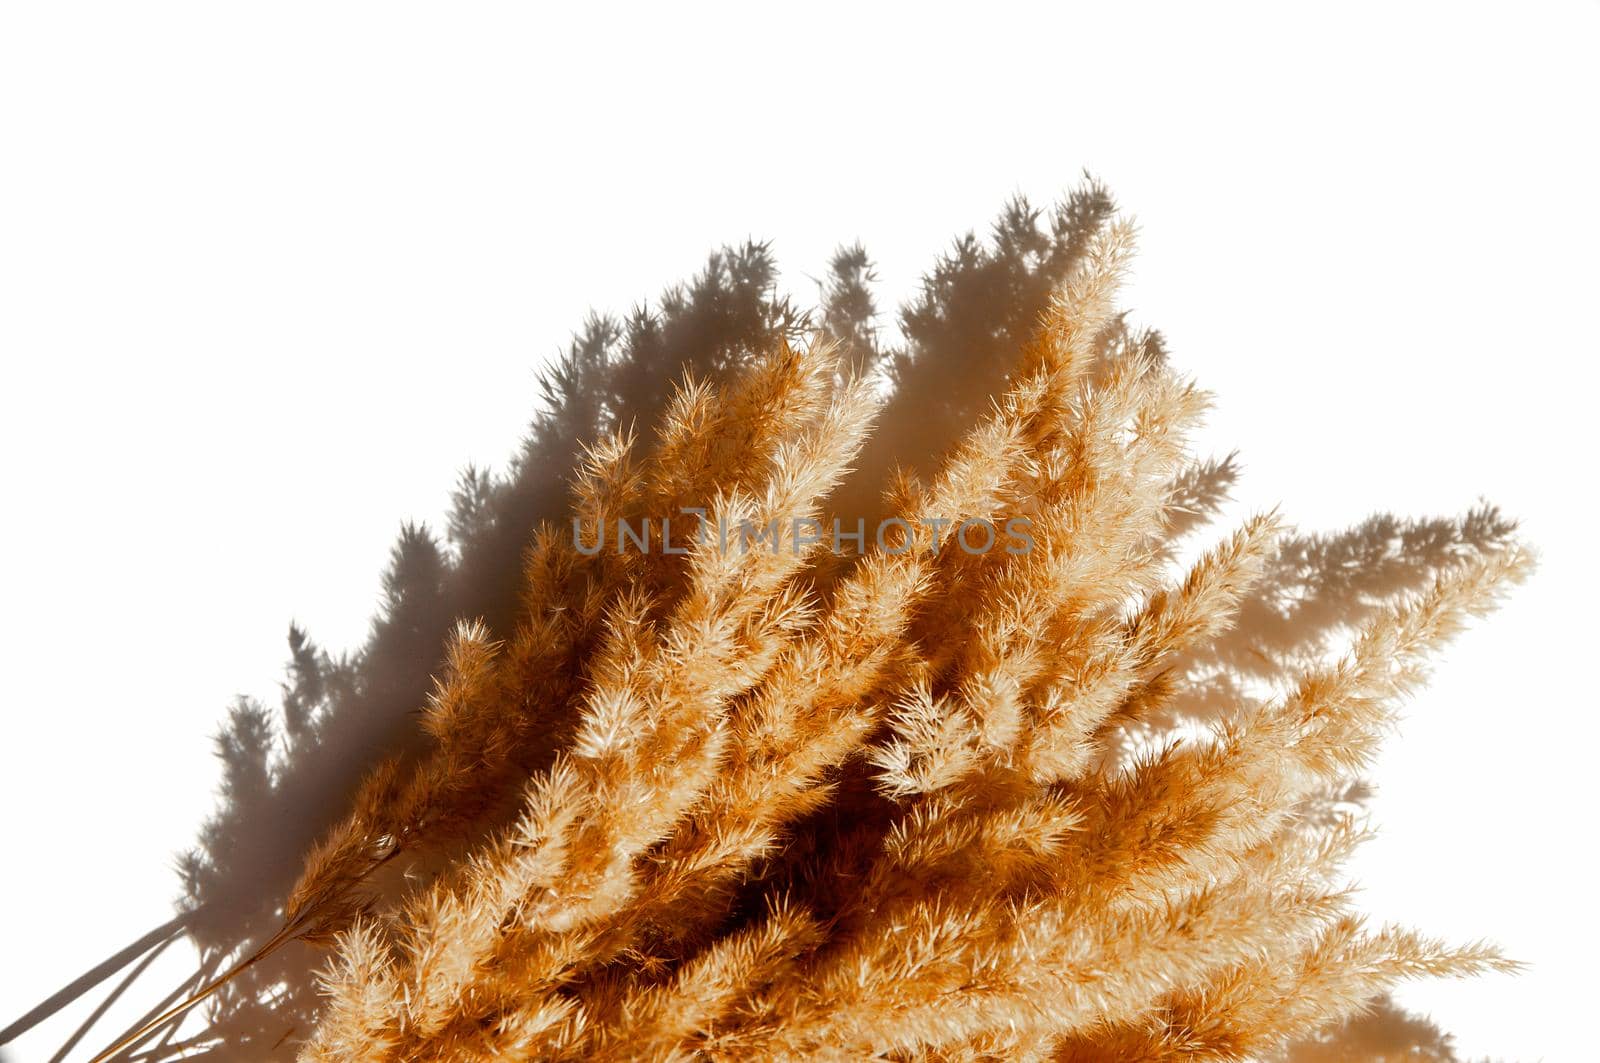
[2,3,1596,1058]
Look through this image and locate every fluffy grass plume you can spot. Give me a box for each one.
[91,199,1530,1062]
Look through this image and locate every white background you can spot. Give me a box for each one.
[2,3,1596,1058]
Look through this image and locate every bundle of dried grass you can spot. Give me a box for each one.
[96,207,1528,1062]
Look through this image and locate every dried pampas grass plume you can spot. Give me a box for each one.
[93,197,1531,1063]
